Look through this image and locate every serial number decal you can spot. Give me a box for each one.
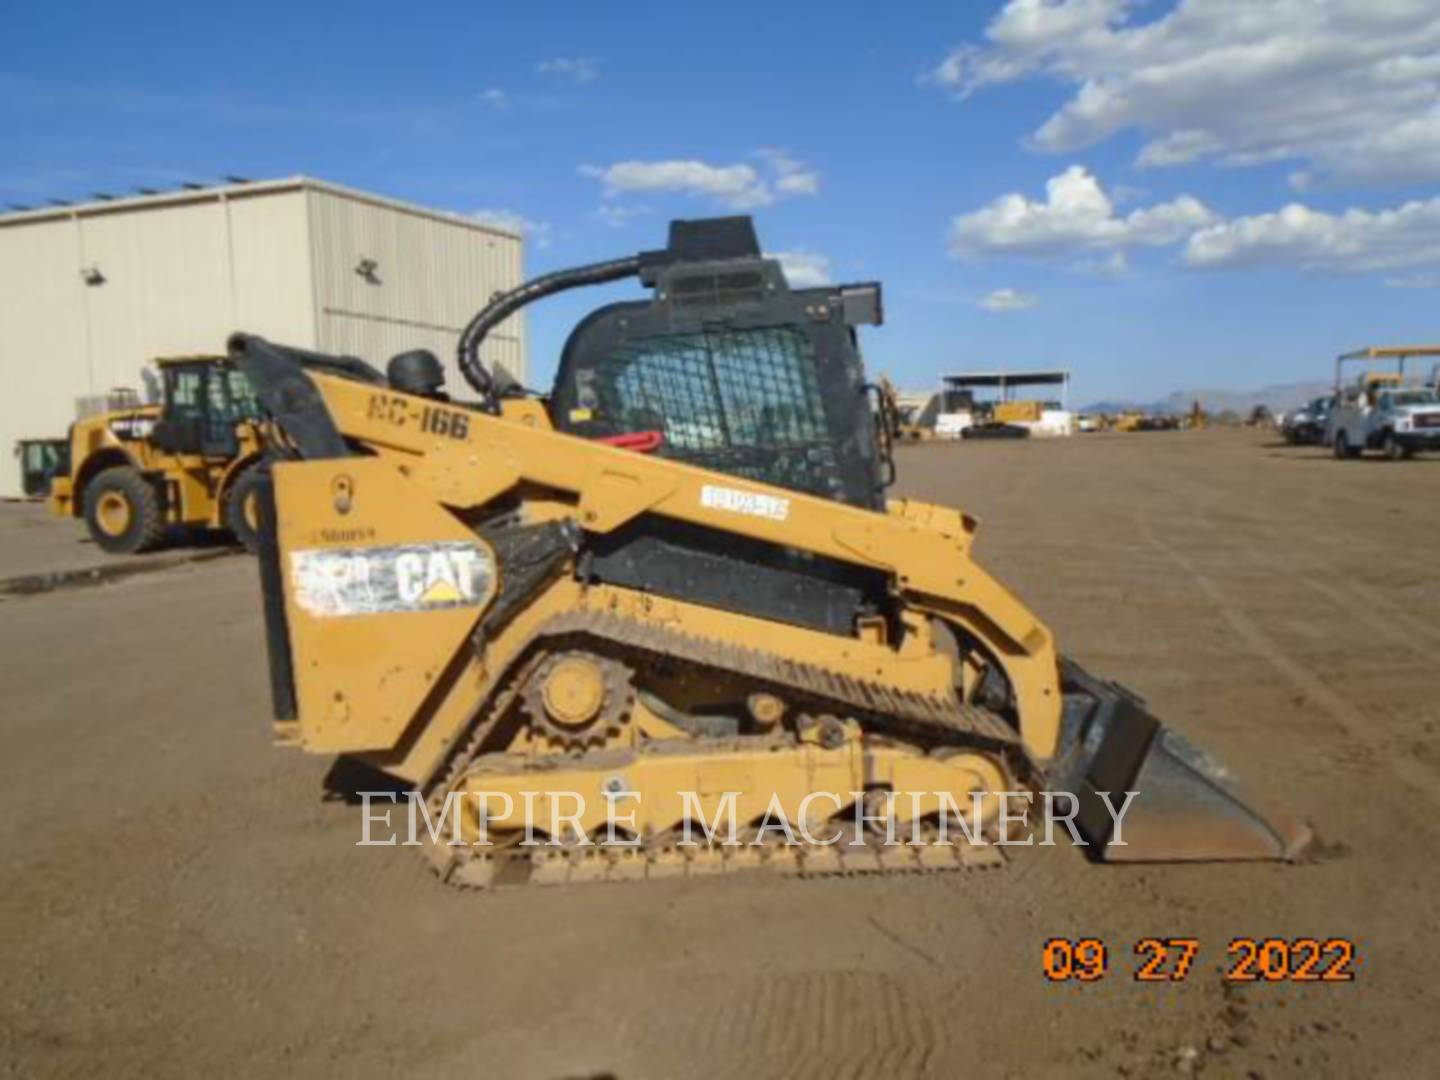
[700,484,791,522]
[290,542,494,618]
[366,393,471,441]
[1042,937,1359,983]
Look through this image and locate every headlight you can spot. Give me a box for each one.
[1397,416,1412,431]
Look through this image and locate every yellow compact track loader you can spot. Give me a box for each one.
[232,218,1308,889]
[46,356,269,553]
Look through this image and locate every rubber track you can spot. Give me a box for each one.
[444,834,1005,890]
[423,609,1021,890]
[516,609,1020,748]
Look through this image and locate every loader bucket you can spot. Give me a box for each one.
[1050,660,1312,862]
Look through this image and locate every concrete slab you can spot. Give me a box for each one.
[0,500,238,592]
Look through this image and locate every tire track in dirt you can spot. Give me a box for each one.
[1131,509,1440,806]
[1152,455,1440,653]
[1250,446,1440,577]
[1181,445,1433,584]
[1143,457,1440,824]
[1176,497,1438,663]
[665,970,945,1080]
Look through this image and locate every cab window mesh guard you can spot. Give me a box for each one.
[595,327,843,497]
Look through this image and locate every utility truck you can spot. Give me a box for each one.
[1328,346,1440,461]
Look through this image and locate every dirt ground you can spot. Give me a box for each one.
[2,428,1436,1079]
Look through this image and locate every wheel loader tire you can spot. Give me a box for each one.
[224,466,265,554]
[83,466,164,555]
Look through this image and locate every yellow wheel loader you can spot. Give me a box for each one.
[877,377,935,442]
[1112,411,1146,433]
[46,356,269,554]
[232,217,1308,890]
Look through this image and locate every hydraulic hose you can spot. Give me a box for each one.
[457,254,643,398]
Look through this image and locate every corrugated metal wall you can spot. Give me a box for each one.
[307,187,524,391]
[75,193,318,385]
[0,188,315,495]
[0,180,524,497]
[227,191,319,350]
[0,217,91,481]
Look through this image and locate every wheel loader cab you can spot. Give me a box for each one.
[547,219,889,509]
[151,359,262,458]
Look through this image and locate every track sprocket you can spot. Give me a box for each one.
[521,649,635,752]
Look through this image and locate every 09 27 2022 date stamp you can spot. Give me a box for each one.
[1042,937,1359,983]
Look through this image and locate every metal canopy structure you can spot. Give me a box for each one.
[941,369,1070,407]
[1335,345,1440,388]
[1336,345,1440,361]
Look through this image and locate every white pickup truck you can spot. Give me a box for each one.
[1329,380,1440,460]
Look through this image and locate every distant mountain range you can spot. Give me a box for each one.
[1081,380,1334,417]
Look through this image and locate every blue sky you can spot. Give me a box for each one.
[4,0,1438,401]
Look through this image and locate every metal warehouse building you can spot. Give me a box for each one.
[0,176,525,496]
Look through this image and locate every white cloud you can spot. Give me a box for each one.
[593,202,649,228]
[948,165,1212,257]
[951,168,1440,275]
[776,173,820,196]
[952,168,1440,275]
[1386,272,1440,289]
[769,250,831,287]
[977,287,1038,311]
[1075,249,1130,276]
[471,208,552,248]
[583,160,772,210]
[537,57,598,84]
[582,152,821,211]
[930,0,1440,185]
[1184,195,1440,271]
[478,88,507,110]
[758,148,821,196]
